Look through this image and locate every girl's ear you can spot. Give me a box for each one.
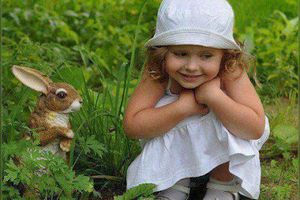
[12,65,53,94]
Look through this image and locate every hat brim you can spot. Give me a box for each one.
[145,29,241,50]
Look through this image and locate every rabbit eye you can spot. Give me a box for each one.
[55,88,67,99]
[57,91,67,99]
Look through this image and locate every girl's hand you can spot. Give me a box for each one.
[195,77,222,104]
[178,89,209,117]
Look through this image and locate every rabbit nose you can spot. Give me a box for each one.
[79,99,83,104]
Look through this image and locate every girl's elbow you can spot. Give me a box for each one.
[252,129,264,140]
[252,117,265,140]
[122,119,139,139]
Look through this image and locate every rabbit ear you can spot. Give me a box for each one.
[12,65,53,94]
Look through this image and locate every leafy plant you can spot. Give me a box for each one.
[261,91,298,158]
[261,158,297,200]
[114,183,156,200]
[240,10,298,101]
[2,140,94,199]
[272,124,297,152]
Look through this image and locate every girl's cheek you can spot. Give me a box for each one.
[168,58,183,67]
[165,55,177,66]
[203,64,220,78]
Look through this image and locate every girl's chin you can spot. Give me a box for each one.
[182,84,198,89]
[179,81,202,89]
[171,78,204,91]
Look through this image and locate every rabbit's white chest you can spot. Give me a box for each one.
[43,112,69,159]
[47,112,69,128]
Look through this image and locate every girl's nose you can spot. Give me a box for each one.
[185,58,200,72]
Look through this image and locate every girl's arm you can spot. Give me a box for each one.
[195,71,265,140]
[123,75,207,139]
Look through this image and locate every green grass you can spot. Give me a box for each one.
[260,157,298,200]
[259,95,298,199]
[229,0,297,32]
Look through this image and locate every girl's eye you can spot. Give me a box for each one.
[56,91,67,99]
[173,52,188,57]
[200,54,213,59]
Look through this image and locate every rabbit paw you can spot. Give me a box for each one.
[60,140,71,152]
[66,130,74,138]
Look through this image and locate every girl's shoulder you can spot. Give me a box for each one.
[220,69,254,91]
[125,75,168,115]
[140,71,168,88]
[137,74,169,97]
[221,67,245,83]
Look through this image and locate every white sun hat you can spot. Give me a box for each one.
[145,0,241,50]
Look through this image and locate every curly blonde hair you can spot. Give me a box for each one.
[144,41,252,82]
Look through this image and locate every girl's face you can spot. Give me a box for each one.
[165,45,223,91]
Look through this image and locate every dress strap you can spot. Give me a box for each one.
[165,78,173,96]
[167,77,172,91]
[165,78,178,96]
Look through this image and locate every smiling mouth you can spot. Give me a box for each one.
[179,72,203,81]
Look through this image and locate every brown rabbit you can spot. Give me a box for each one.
[12,65,83,165]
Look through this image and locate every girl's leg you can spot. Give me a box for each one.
[204,162,240,200]
[210,162,234,181]
[156,178,190,200]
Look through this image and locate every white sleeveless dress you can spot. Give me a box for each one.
[126,85,270,199]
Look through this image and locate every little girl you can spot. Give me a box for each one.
[123,0,270,199]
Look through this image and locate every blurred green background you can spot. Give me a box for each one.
[1,0,298,199]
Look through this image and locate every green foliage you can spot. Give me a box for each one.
[240,10,298,101]
[261,183,293,200]
[261,157,298,200]
[2,141,94,199]
[229,0,297,32]
[273,124,297,150]
[1,184,23,200]
[77,135,106,158]
[114,183,156,200]
[260,95,298,199]
[262,93,298,159]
